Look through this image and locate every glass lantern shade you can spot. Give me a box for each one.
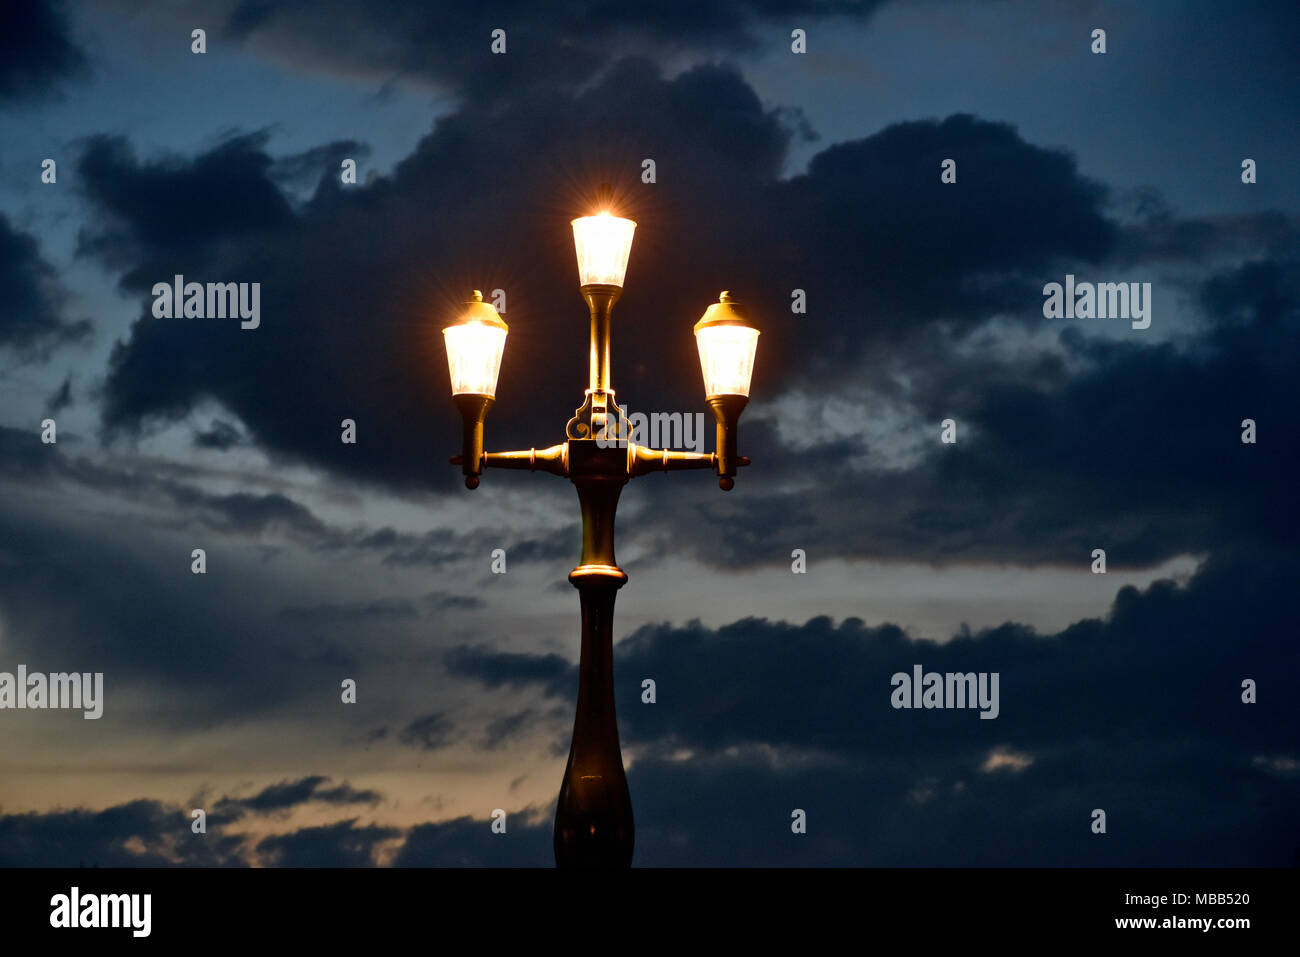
[695,325,759,397]
[443,291,508,396]
[571,212,636,287]
[694,292,759,398]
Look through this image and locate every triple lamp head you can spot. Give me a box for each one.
[442,203,759,488]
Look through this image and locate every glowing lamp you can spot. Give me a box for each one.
[694,291,759,398]
[694,291,759,489]
[571,212,636,288]
[443,290,508,397]
[443,290,508,487]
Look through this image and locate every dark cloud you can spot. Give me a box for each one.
[778,113,1114,351]
[443,644,574,698]
[147,0,890,100]
[0,423,325,538]
[399,712,456,751]
[0,448,358,718]
[214,775,382,817]
[0,426,55,480]
[617,550,1296,760]
[432,547,1300,864]
[192,418,243,449]
[626,248,1300,568]
[1113,206,1299,265]
[0,428,577,742]
[269,139,370,193]
[624,737,1296,866]
[0,214,91,353]
[481,709,537,750]
[393,813,552,867]
[76,132,294,282]
[0,0,87,100]
[44,374,74,414]
[182,489,327,536]
[1,422,562,572]
[255,819,400,866]
[0,800,245,867]
[0,794,548,867]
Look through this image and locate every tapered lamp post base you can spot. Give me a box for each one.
[553,575,634,868]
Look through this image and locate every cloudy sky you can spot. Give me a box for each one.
[0,0,1296,866]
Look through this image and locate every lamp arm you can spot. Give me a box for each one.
[627,444,750,478]
[451,443,569,477]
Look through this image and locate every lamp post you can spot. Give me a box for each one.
[442,188,759,868]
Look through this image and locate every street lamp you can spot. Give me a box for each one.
[442,290,508,490]
[443,188,758,867]
[695,291,760,490]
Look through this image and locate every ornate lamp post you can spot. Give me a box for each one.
[441,188,760,867]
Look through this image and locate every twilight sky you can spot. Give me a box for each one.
[0,0,1296,866]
